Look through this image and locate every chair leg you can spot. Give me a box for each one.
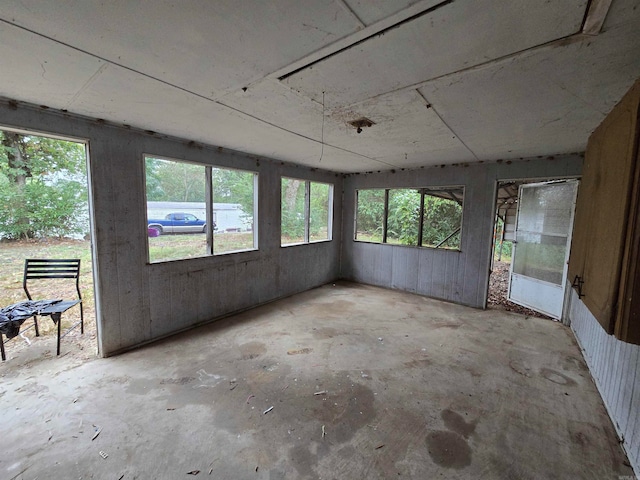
[33,314,39,337]
[79,302,84,334]
[1,333,5,361]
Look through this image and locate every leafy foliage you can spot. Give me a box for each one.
[355,189,385,241]
[212,167,255,219]
[387,189,421,245]
[422,193,462,248]
[355,187,463,248]
[0,131,88,240]
[281,178,332,242]
[281,178,306,241]
[145,157,205,202]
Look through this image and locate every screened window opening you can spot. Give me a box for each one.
[355,186,464,250]
[145,156,258,263]
[281,177,333,246]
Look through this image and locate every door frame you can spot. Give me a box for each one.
[487,176,580,321]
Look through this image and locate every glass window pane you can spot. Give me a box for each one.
[281,177,306,245]
[355,189,385,243]
[512,232,567,285]
[309,182,331,242]
[387,189,421,245]
[212,167,257,255]
[145,157,207,263]
[422,188,464,249]
[518,183,576,236]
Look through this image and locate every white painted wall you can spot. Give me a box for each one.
[569,289,640,477]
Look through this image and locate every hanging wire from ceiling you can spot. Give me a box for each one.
[319,91,325,164]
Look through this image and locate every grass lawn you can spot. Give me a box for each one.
[148,232,255,262]
[0,231,264,360]
[0,238,96,358]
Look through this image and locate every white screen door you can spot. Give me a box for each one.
[508,180,578,319]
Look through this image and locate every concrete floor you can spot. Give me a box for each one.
[0,281,633,479]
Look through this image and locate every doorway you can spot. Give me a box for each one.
[0,127,98,362]
[489,179,578,320]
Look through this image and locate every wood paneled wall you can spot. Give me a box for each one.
[341,155,583,308]
[570,289,640,476]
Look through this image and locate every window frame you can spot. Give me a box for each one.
[144,154,259,263]
[354,185,465,251]
[281,176,334,247]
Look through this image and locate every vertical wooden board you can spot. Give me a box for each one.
[444,251,461,302]
[610,340,625,420]
[628,368,640,468]
[89,144,122,353]
[375,246,393,288]
[195,267,214,322]
[401,249,419,294]
[602,332,616,387]
[111,148,151,349]
[430,252,448,300]
[148,269,173,338]
[462,171,494,308]
[349,245,362,279]
[570,291,640,476]
[619,345,639,442]
[391,248,417,292]
[569,80,640,332]
[170,271,199,331]
[417,249,434,296]
[605,339,621,414]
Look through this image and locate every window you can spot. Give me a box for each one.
[355,186,464,250]
[212,167,257,254]
[281,177,333,246]
[145,156,257,263]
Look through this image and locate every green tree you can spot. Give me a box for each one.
[281,178,305,240]
[0,131,88,239]
[213,168,255,216]
[355,189,385,241]
[422,195,462,247]
[145,157,205,202]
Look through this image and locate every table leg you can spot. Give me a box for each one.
[52,312,62,356]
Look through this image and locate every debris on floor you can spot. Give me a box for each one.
[263,406,273,414]
[488,261,550,318]
[99,451,108,459]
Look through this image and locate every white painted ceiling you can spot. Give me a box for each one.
[0,0,638,172]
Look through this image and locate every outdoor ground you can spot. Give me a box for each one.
[487,260,550,319]
[0,238,97,363]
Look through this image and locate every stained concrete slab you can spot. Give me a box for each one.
[0,282,633,479]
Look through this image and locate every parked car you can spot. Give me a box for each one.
[147,212,215,235]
